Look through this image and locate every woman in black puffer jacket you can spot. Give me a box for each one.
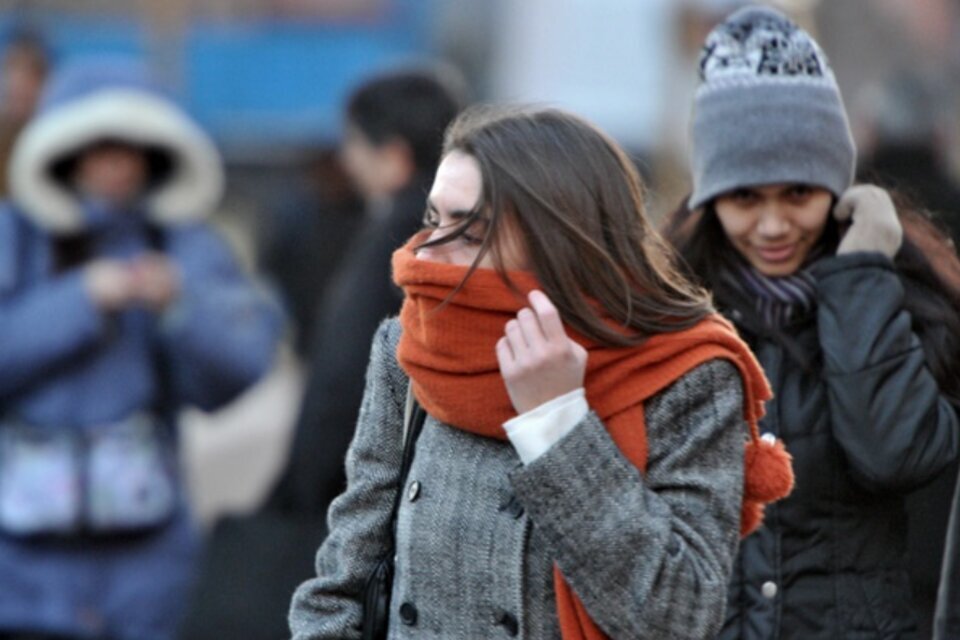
[664,6,960,639]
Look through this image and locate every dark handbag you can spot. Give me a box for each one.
[361,387,426,640]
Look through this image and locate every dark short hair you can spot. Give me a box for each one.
[345,66,466,172]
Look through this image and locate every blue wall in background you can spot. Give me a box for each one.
[184,18,427,147]
[0,1,433,150]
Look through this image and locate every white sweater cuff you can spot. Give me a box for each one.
[503,388,589,464]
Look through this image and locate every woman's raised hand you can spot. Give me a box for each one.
[834,184,903,258]
[496,290,588,415]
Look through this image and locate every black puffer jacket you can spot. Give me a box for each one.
[717,252,960,640]
[936,471,960,639]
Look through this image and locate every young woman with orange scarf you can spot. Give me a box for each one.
[289,106,793,639]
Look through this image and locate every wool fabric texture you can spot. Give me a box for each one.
[391,234,794,640]
[689,5,856,209]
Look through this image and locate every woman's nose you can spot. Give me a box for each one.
[415,231,451,263]
[756,206,791,237]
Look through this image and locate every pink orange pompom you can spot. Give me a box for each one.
[740,435,795,537]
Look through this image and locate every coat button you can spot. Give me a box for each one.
[399,602,418,625]
[666,537,681,556]
[499,495,524,519]
[762,581,778,599]
[408,480,421,502]
[495,611,519,636]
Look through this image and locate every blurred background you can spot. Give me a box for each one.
[0,0,958,634]
[1,0,955,530]
[1,0,954,516]
[0,0,960,636]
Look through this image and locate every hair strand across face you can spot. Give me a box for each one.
[428,105,714,346]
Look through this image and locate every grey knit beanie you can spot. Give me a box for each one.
[689,5,856,209]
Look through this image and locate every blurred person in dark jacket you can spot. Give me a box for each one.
[266,66,466,517]
[854,69,960,638]
[664,7,960,638]
[0,58,283,640]
[257,150,364,356]
[939,479,960,638]
[856,71,960,244]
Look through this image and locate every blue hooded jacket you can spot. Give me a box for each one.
[0,59,283,639]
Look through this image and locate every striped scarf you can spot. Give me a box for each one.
[722,251,822,328]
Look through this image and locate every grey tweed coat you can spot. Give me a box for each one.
[289,318,748,639]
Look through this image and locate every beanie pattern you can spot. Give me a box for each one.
[699,9,827,86]
[689,6,856,209]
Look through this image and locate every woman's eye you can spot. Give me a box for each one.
[786,185,812,200]
[461,232,483,246]
[423,211,440,228]
[730,189,757,204]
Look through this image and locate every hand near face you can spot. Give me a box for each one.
[834,184,903,258]
[84,259,138,311]
[84,254,181,313]
[496,290,588,415]
[129,253,182,312]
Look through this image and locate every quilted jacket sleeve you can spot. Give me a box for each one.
[813,252,959,492]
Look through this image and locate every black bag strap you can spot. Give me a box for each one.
[388,385,426,544]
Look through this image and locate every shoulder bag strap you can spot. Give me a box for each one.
[402,383,416,443]
[389,384,426,541]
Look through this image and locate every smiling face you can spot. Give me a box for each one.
[713,183,833,276]
[416,150,528,270]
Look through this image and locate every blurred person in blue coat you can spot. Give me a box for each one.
[0,58,282,640]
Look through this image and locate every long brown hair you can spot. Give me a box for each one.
[420,105,713,346]
[662,193,960,404]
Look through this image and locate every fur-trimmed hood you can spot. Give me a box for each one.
[9,58,224,234]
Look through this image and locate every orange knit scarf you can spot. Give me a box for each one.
[391,235,793,640]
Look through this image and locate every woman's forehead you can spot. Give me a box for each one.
[429,152,482,211]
